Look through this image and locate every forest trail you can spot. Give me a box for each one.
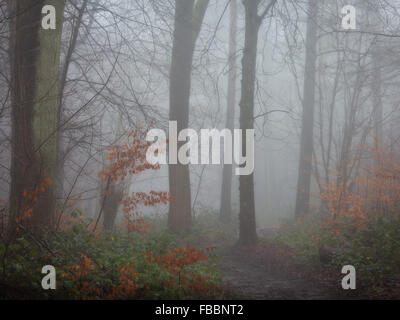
[217,245,340,300]
[194,239,351,300]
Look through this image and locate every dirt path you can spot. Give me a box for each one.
[217,245,342,300]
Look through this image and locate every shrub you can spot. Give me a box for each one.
[0,217,222,299]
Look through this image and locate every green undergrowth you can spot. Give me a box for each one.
[0,213,224,300]
[260,213,400,297]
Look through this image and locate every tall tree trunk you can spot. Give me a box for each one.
[294,0,318,218]
[238,0,276,245]
[6,0,16,78]
[102,114,125,231]
[9,0,66,236]
[370,9,383,213]
[220,0,237,224]
[102,183,123,231]
[168,0,209,232]
[372,48,382,151]
[372,47,382,151]
[56,0,89,205]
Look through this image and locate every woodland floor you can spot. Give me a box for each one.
[197,240,362,300]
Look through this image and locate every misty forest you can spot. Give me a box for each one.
[1,0,400,300]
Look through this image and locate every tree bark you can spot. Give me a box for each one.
[6,0,16,79]
[102,183,123,231]
[168,0,209,232]
[9,0,66,236]
[220,0,237,224]
[239,0,276,245]
[294,0,318,218]
[56,0,89,205]
[372,50,382,151]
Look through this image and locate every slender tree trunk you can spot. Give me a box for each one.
[6,0,16,78]
[370,8,383,213]
[220,0,237,224]
[238,0,263,246]
[372,49,382,165]
[238,0,276,245]
[168,0,209,232]
[9,0,66,236]
[372,54,382,151]
[56,0,89,205]
[102,114,125,231]
[102,183,123,231]
[294,0,318,218]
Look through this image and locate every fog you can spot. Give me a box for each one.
[2,0,400,300]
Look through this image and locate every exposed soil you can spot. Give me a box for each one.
[198,240,361,300]
[218,245,344,299]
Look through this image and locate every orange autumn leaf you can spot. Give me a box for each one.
[98,127,170,234]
